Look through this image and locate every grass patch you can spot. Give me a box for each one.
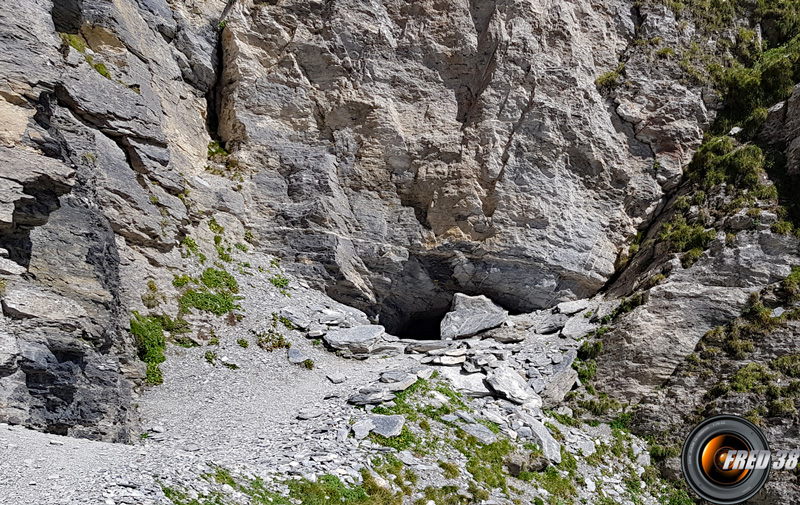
[130,312,166,385]
[179,290,241,316]
[200,268,239,293]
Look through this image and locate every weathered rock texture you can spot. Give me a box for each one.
[0,0,222,441]
[217,0,711,333]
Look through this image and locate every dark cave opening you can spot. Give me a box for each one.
[390,307,450,340]
[51,0,84,33]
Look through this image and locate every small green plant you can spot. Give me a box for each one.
[270,274,290,289]
[244,230,255,243]
[595,62,625,89]
[208,217,225,234]
[438,461,460,479]
[172,274,192,288]
[301,359,315,370]
[659,216,716,253]
[657,47,676,58]
[223,362,239,370]
[205,351,217,365]
[200,268,239,293]
[208,336,220,346]
[130,312,167,385]
[181,237,199,255]
[578,340,603,360]
[234,242,248,252]
[179,289,241,316]
[207,141,229,158]
[237,338,249,348]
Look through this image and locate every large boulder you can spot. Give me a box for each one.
[323,325,386,356]
[440,294,508,340]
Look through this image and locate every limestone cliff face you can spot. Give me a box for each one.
[0,0,797,461]
[217,0,712,333]
[0,0,220,441]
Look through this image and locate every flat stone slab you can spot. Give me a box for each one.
[287,348,310,365]
[440,293,508,340]
[461,423,497,445]
[324,325,385,354]
[327,372,347,384]
[370,414,405,438]
[348,389,395,406]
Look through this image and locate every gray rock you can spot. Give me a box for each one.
[348,390,396,406]
[327,372,347,384]
[460,423,497,445]
[323,325,385,355]
[297,408,323,420]
[528,418,562,464]
[440,294,508,339]
[541,369,579,408]
[287,348,310,365]
[369,415,405,438]
[279,306,311,330]
[485,367,540,405]
[554,299,590,315]
[437,368,493,398]
[351,420,374,440]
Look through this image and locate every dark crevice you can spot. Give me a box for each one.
[51,0,84,33]
[206,25,224,140]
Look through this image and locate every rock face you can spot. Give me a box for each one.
[0,0,220,441]
[440,293,508,339]
[216,0,710,334]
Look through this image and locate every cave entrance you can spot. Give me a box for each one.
[390,307,449,340]
[51,0,84,33]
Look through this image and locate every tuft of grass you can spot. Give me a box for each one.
[730,363,775,393]
[595,63,625,89]
[237,338,249,349]
[208,217,225,234]
[369,426,418,451]
[438,460,460,479]
[205,351,217,365]
[659,216,716,253]
[207,141,229,158]
[301,359,314,370]
[172,274,192,288]
[270,274,290,289]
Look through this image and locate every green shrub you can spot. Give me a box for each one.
[659,216,716,252]
[681,247,703,268]
[578,340,603,360]
[772,354,800,377]
[208,217,225,234]
[207,141,229,158]
[687,139,766,190]
[172,274,192,288]
[179,289,241,316]
[200,268,239,293]
[595,63,625,89]
[772,220,795,235]
[783,266,800,300]
[270,274,290,289]
[130,312,166,385]
[769,398,797,417]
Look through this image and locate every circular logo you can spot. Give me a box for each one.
[682,415,770,504]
